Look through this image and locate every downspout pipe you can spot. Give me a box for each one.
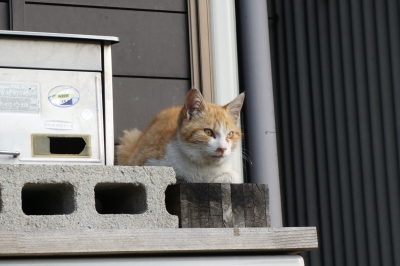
[236,0,283,227]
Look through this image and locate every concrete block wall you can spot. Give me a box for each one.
[0,165,178,231]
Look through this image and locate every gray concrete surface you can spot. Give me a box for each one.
[0,165,178,231]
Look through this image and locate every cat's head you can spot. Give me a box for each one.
[177,88,245,164]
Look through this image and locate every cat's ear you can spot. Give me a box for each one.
[224,92,245,123]
[184,88,206,120]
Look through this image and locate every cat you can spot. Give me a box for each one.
[117,88,245,183]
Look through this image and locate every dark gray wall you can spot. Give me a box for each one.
[9,0,190,142]
[0,1,9,30]
[267,0,400,266]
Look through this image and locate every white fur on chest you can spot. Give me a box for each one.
[145,140,239,183]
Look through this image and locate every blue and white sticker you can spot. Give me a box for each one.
[48,86,80,108]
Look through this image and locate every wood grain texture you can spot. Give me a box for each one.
[231,184,246,227]
[0,227,318,257]
[166,183,270,228]
[197,184,210,228]
[253,184,268,227]
[243,183,255,227]
[221,183,233,227]
[209,184,223,228]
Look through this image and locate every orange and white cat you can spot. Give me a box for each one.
[117,88,244,183]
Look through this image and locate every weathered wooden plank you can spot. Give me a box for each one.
[231,184,246,227]
[197,184,210,228]
[264,184,271,227]
[221,183,233,228]
[186,184,200,228]
[166,183,270,228]
[180,184,190,228]
[209,184,223,228]
[0,227,318,256]
[186,185,199,228]
[243,183,255,227]
[253,184,268,227]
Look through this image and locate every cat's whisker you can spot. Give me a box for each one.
[231,149,253,165]
[242,152,253,165]
[238,149,253,165]
[117,88,245,183]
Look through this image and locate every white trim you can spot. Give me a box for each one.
[209,0,243,183]
[0,255,305,265]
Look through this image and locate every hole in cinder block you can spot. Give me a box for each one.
[95,183,147,214]
[22,183,75,215]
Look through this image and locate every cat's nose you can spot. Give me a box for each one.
[216,147,227,154]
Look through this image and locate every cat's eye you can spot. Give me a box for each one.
[228,131,234,138]
[204,129,214,137]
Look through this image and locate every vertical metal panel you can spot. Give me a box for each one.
[281,0,307,230]
[349,1,381,265]
[267,0,400,265]
[316,2,347,265]
[291,1,321,265]
[267,0,298,229]
[362,0,393,265]
[337,1,369,265]
[386,1,400,264]
[374,1,400,265]
[304,1,334,265]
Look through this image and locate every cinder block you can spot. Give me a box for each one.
[0,165,178,231]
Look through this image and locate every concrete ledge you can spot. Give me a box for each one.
[0,165,178,231]
[0,227,318,256]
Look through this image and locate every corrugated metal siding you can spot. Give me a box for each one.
[267,0,400,265]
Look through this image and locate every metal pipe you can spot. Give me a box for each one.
[0,150,20,158]
[236,0,282,227]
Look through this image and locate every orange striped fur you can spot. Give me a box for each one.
[117,89,245,183]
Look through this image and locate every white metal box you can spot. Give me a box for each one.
[0,31,118,165]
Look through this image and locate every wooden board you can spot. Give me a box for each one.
[166,183,270,228]
[0,227,318,257]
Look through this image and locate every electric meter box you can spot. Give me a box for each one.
[0,30,119,165]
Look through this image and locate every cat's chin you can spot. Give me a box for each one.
[208,155,229,164]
